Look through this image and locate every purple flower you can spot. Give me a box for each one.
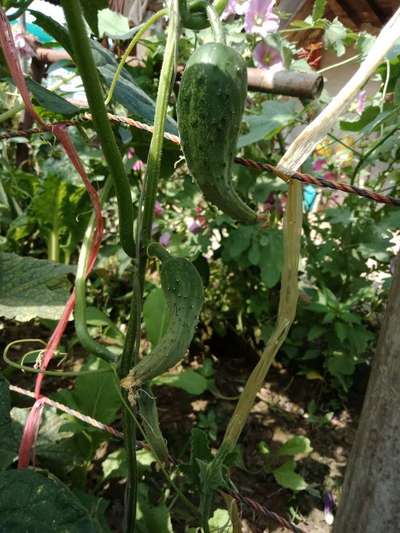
[357,90,367,114]
[187,218,202,235]
[127,148,135,159]
[159,232,171,247]
[13,33,35,58]
[253,41,283,73]
[154,201,164,218]
[312,158,326,172]
[132,159,144,172]
[222,0,249,19]
[245,0,279,37]
[323,491,334,525]
[323,171,336,181]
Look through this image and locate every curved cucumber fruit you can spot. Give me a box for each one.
[131,243,204,386]
[177,42,257,224]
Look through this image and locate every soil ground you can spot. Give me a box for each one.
[1,321,368,532]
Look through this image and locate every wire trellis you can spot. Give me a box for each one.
[1,111,399,207]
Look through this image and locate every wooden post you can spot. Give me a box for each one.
[333,254,400,532]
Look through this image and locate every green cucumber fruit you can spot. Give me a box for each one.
[177,42,257,224]
[131,243,204,386]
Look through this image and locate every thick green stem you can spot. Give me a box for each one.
[74,177,117,363]
[116,3,180,529]
[138,0,180,252]
[206,4,226,45]
[61,0,135,258]
[105,8,168,106]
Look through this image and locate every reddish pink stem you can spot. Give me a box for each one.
[0,7,105,469]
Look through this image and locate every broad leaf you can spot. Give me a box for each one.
[90,42,178,135]
[0,470,98,531]
[81,0,107,35]
[0,253,74,321]
[0,377,18,470]
[55,356,120,424]
[27,78,81,117]
[30,10,74,57]
[143,287,169,346]
[340,106,380,132]
[98,8,130,38]
[238,101,297,148]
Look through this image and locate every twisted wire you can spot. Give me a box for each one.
[1,112,399,207]
[230,491,306,533]
[10,384,124,439]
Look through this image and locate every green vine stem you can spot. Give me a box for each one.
[0,102,24,123]
[61,0,135,258]
[3,339,113,377]
[74,177,117,364]
[138,0,180,253]
[215,0,400,478]
[116,2,181,530]
[206,4,226,44]
[105,8,168,106]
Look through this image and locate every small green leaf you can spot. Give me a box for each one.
[334,321,347,342]
[324,18,347,56]
[273,460,308,491]
[208,509,232,531]
[259,229,283,288]
[143,287,169,346]
[277,436,313,457]
[239,101,297,148]
[102,449,127,479]
[153,369,209,395]
[307,324,325,341]
[98,8,129,37]
[312,0,327,21]
[327,353,356,377]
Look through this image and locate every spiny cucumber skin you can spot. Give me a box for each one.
[133,255,204,384]
[177,42,257,224]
